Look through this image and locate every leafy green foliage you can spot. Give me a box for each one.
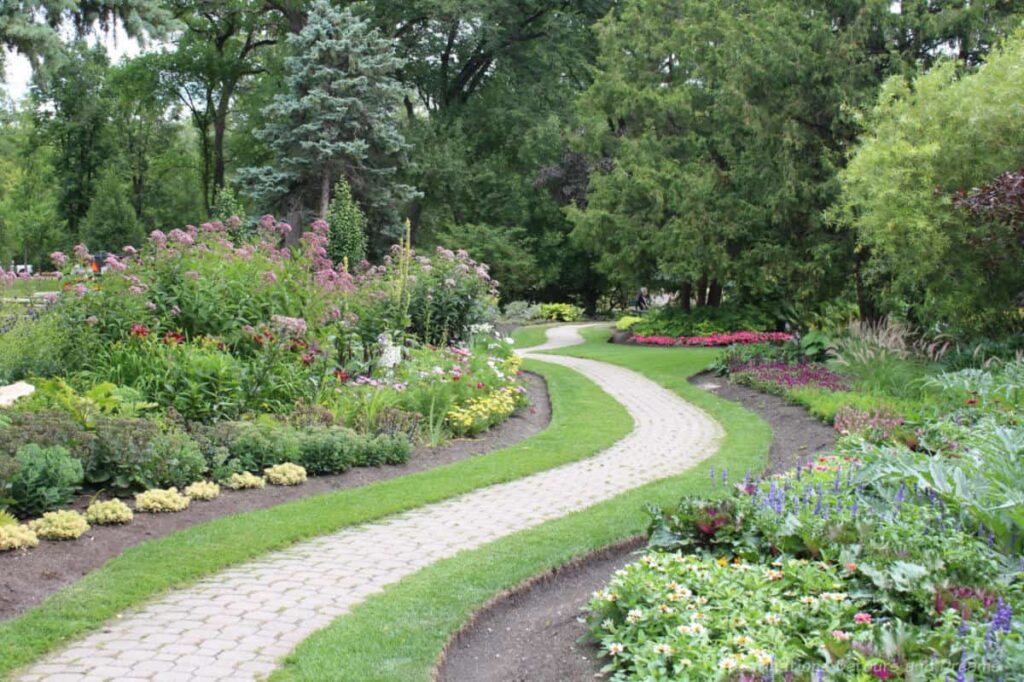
[2,444,83,518]
[633,306,773,338]
[325,178,367,268]
[836,32,1024,335]
[238,0,414,238]
[537,303,582,322]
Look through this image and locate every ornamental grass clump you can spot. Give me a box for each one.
[224,471,265,490]
[29,510,90,540]
[264,463,307,486]
[184,481,221,501]
[0,524,39,551]
[135,487,190,513]
[84,499,133,525]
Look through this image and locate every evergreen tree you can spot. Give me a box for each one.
[325,178,366,268]
[238,0,416,247]
[80,167,144,252]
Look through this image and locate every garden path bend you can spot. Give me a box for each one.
[16,324,723,682]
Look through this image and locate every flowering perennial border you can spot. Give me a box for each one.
[630,331,794,348]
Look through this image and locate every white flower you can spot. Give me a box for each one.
[653,643,673,656]
[764,613,782,625]
[607,642,624,656]
[719,658,738,671]
[626,609,643,624]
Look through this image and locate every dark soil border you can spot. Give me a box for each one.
[0,372,551,622]
[435,374,837,682]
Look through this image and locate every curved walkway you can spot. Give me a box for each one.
[16,325,722,682]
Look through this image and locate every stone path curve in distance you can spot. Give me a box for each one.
[16,324,723,682]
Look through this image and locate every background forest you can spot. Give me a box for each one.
[2,0,1023,340]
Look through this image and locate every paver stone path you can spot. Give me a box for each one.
[15,324,723,682]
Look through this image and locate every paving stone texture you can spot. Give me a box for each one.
[15,324,722,681]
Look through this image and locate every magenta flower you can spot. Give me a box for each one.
[122,245,138,256]
[73,243,91,261]
[184,270,200,280]
[262,271,278,284]
[149,230,167,247]
[50,251,68,268]
[85,315,99,326]
[74,283,87,296]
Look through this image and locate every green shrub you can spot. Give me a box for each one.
[0,312,70,383]
[368,433,412,466]
[616,315,643,331]
[538,303,583,322]
[632,304,773,337]
[3,445,83,518]
[297,428,357,475]
[0,410,95,460]
[227,422,303,472]
[140,431,207,489]
[503,300,542,322]
[84,417,162,492]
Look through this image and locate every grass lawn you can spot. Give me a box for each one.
[510,322,558,349]
[271,326,771,681]
[0,359,630,678]
[0,279,62,297]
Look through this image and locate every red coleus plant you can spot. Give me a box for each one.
[631,331,794,348]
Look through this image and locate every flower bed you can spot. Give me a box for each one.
[586,360,1024,680]
[0,217,531,554]
[729,359,850,393]
[630,331,793,348]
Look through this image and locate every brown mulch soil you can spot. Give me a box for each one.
[0,373,551,623]
[435,373,837,682]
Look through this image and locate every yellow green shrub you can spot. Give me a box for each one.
[29,510,90,540]
[446,386,525,437]
[184,481,221,501]
[0,524,39,551]
[85,499,133,525]
[135,487,190,513]
[264,463,307,486]
[225,472,265,490]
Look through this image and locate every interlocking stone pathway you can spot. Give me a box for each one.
[15,324,723,682]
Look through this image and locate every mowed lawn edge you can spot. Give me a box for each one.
[0,358,630,677]
[271,329,771,681]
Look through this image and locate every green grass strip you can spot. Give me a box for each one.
[0,359,630,677]
[272,327,771,680]
[510,322,557,350]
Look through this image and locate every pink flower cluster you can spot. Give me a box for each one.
[731,360,849,392]
[631,331,794,347]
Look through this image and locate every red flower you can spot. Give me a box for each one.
[162,331,184,345]
[301,354,314,366]
[131,323,149,337]
[476,382,485,390]
[334,369,350,382]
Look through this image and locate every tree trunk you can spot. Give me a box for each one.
[708,280,723,307]
[320,167,332,219]
[679,282,692,312]
[696,274,708,307]
[854,250,881,322]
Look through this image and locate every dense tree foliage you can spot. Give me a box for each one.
[0,0,1022,336]
[836,34,1024,335]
